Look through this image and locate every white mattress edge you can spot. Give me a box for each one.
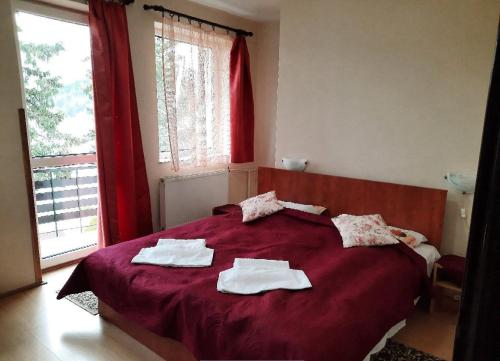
[362,319,406,361]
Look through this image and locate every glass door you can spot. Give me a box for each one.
[14,2,98,268]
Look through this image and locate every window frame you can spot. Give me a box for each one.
[14,0,88,28]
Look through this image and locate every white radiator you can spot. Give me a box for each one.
[159,170,229,229]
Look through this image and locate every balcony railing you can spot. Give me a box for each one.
[32,153,98,259]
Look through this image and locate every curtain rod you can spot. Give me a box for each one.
[143,4,253,37]
[84,1,134,5]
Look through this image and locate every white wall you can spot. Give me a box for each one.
[254,21,280,167]
[0,0,37,294]
[276,0,498,256]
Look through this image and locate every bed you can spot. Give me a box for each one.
[58,167,447,361]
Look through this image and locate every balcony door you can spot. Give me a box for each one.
[14,2,98,269]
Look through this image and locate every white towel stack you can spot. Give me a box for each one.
[217,258,312,295]
[131,238,213,267]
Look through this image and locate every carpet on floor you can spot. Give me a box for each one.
[57,290,98,315]
[59,291,444,360]
[371,339,444,360]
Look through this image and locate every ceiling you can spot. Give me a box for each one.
[188,0,281,22]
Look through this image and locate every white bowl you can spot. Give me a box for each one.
[282,158,308,172]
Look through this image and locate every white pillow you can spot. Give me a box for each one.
[278,200,327,215]
[239,191,284,223]
[332,214,398,248]
[413,243,441,276]
[387,226,428,248]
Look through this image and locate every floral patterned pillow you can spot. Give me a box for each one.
[387,226,428,248]
[332,214,399,248]
[239,191,284,223]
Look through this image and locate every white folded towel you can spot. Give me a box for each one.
[217,259,312,295]
[132,242,213,267]
[233,258,290,269]
[157,238,206,248]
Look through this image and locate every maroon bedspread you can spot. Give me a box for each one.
[58,205,428,361]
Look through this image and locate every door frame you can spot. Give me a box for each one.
[18,108,42,284]
[12,0,97,272]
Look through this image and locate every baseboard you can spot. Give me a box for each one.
[0,280,46,299]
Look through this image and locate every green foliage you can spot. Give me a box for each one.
[20,41,93,157]
[21,42,95,157]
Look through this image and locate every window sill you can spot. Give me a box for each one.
[162,168,227,182]
[160,163,257,182]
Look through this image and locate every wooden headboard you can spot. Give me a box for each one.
[258,167,447,250]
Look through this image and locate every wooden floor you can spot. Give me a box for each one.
[0,266,458,361]
[393,306,458,360]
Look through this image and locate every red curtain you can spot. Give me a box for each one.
[230,36,255,163]
[89,0,152,247]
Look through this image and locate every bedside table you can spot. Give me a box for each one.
[430,255,466,312]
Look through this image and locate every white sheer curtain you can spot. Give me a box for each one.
[156,15,232,171]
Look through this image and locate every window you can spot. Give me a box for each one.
[155,19,232,170]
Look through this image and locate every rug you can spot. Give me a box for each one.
[371,339,444,361]
[58,290,99,315]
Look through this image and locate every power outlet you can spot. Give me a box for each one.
[460,208,467,219]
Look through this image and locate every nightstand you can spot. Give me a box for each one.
[430,255,466,312]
